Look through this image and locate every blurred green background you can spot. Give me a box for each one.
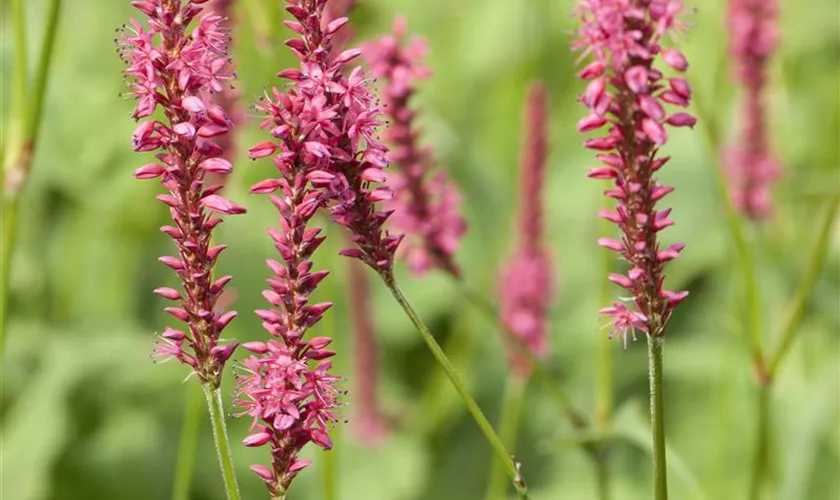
[1,0,838,499]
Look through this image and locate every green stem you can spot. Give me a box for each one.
[171,382,204,500]
[694,93,764,370]
[25,0,62,146]
[749,384,770,500]
[592,450,611,500]
[485,376,528,500]
[381,275,528,499]
[202,384,242,500]
[647,336,668,500]
[452,278,588,429]
[1,0,63,354]
[767,191,840,377]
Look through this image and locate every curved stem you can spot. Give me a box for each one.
[202,384,242,500]
[647,336,668,500]
[768,191,840,377]
[171,382,204,500]
[485,376,528,500]
[24,0,62,147]
[749,384,770,500]
[381,274,528,499]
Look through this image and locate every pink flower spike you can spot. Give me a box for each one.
[119,0,243,385]
[363,18,466,277]
[574,0,692,338]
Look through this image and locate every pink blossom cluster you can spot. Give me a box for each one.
[119,0,244,386]
[237,0,399,494]
[499,83,554,377]
[364,18,467,277]
[574,0,693,342]
[249,1,400,274]
[725,0,782,219]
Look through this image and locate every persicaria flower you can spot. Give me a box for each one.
[252,0,400,275]
[118,0,243,386]
[237,0,394,494]
[573,0,691,341]
[725,0,782,219]
[364,17,467,277]
[499,83,555,378]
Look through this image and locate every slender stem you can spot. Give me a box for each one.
[768,191,840,377]
[202,384,242,500]
[3,0,29,162]
[749,384,770,500]
[171,382,204,500]
[1,0,63,354]
[694,93,764,370]
[647,336,668,500]
[322,443,337,500]
[591,449,611,500]
[25,0,62,147]
[381,275,528,499]
[452,278,588,429]
[485,376,528,500]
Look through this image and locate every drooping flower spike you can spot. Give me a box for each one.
[364,17,467,277]
[725,0,782,219]
[499,82,555,378]
[119,0,244,386]
[574,0,692,342]
[237,0,393,494]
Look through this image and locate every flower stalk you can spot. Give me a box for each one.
[1,0,63,353]
[381,275,529,499]
[648,335,668,500]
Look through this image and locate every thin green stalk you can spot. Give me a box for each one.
[8,0,27,153]
[485,376,528,500]
[172,382,204,500]
[202,384,242,500]
[593,451,611,500]
[749,384,770,500]
[452,278,588,429]
[647,336,668,500]
[694,94,765,371]
[25,0,63,147]
[1,0,63,355]
[768,191,840,377]
[381,274,528,499]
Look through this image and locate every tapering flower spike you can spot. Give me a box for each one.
[119,0,244,387]
[236,0,392,494]
[255,0,399,275]
[574,0,692,342]
[499,82,555,378]
[364,17,467,277]
[725,0,782,219]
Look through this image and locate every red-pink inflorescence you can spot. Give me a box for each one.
[119,0,244,386]
[208,0,243,166]
[236,0,397,494]
[364,18,467,277]
[573,0,693,343]
[499,82,555,377]
[725,0,782,219]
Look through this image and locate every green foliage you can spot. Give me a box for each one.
[1,0,838,498]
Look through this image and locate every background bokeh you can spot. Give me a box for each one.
[1,0,838,499]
